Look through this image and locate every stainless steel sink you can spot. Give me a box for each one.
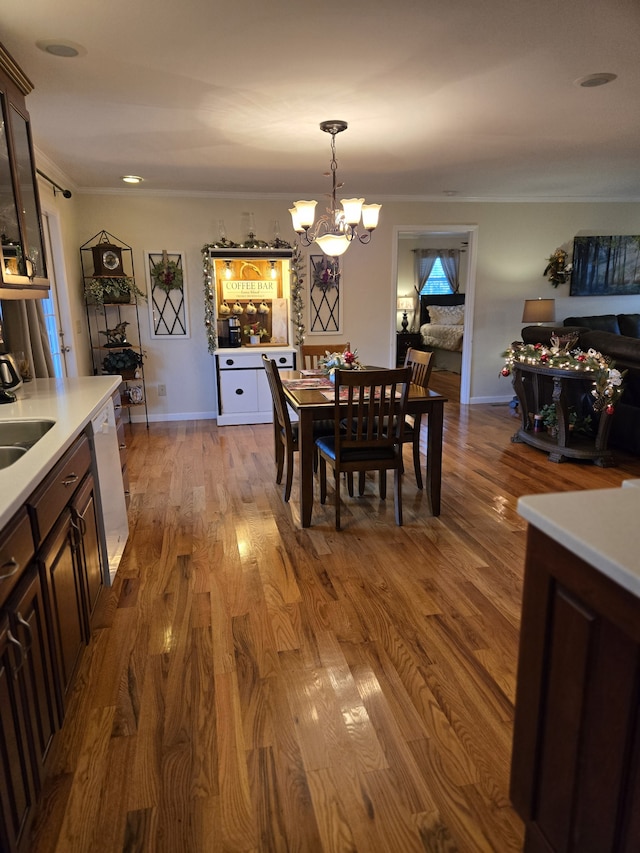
[0,419,55,464]
[0,445,27,469]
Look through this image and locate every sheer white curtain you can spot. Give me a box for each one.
[0,299,55,378]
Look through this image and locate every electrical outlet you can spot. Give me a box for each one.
[158,384,166,397]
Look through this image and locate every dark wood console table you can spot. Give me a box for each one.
[510,362,617,466]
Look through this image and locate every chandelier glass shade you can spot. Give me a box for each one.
[290,120,381,258]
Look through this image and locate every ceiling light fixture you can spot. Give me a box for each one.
[122,175,144,184]
[575,72,617,88]
[36,40,85,58]
[290,120,381,258]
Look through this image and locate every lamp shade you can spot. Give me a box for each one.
[397,296,414,312]
[522,298,555,324]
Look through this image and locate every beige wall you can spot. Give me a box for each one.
[44,190,640,419]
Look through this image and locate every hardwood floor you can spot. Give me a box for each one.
[29,394,640,852]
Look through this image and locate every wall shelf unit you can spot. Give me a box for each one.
[81,231,149,427]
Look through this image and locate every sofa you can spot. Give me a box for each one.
[521,313,640,455]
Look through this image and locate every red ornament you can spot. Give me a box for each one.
[501,367,510,376]
[577,354,586,362]
[344,350,355,364]
[606,404,615,415]
[540,353,549,362]
[534,343,542,350]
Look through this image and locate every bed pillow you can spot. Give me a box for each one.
[426,304,464,326]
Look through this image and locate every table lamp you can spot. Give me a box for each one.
[522,298,555,325]
[397,296,414,332]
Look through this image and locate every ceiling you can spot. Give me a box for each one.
[3,0,640,201]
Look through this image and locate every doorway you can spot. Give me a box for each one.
[41,210,77,377]
[391,225,477,404]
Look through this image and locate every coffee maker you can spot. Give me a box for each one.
[227,317,242,348]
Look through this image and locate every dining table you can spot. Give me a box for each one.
[279,369,448,527]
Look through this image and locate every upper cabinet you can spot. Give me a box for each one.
[0,42,49,299]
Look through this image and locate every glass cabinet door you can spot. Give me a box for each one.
[10,104,46,281]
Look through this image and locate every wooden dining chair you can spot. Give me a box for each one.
[261,355,333,502]
[300,342,351,370]
[402,348,434,489]
[316,367,411,529]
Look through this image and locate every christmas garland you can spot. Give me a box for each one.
[501,338,626,413]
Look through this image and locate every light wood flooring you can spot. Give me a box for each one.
[29,376,640,852]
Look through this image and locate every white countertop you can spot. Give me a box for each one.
[518,487,640,598]
[0,376,121,527]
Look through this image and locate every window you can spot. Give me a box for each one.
[419,257,452,296]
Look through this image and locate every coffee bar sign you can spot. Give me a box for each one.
[221,280,279,300]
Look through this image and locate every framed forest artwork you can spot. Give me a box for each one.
[145,250,190,338]
[570,235,640,296]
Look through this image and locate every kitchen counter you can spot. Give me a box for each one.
[518,485,640,598]
[0,376,120,527]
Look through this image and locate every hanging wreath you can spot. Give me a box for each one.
[151,252,183,293]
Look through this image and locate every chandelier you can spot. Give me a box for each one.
[289,120,381,258]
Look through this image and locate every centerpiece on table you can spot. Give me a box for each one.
[318,348,362,381]
[501,335,626,414]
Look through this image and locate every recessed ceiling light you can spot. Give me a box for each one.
[443,190,459,197]
[122,176,144,184]
[575,72,617,88]
[36,39,86,58]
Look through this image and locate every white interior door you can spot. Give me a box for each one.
[41,211,76,377]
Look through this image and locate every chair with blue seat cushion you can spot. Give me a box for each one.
[402,348,434,489]
[316,367,411,529]
[262,354,333,502]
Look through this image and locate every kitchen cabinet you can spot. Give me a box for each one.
[0,511,57,853]
[216,348,296,425]
[511,516,640,852]
[0,41,49,298]
[0,431,107,852]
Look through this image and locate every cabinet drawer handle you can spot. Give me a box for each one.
[0,557,19,581]
[114,404,122,411]
[119,442,127,450]
[62,473,80,487]
[16,612,33,655]
[278,357,287,364]
[7,629,25,678]
[124,489,131,496]
[225,359,235,366]
[235,388,244,395]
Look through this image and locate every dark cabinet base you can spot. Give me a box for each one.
[510,529,640,852]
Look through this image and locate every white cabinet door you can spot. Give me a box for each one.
[218,369,259,415]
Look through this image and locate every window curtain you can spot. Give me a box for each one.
[0,299,54,378]
[438,249,460,293]
[414,249,438,291]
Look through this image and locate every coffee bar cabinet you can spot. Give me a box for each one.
[207,248,296,425]
[81,231,149,427]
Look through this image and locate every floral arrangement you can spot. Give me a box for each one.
[318,348,362,376]
[543,248,573,287]
[151,256,183,293]
[501,337,626,413]
[84,276,147,304]
[243,322,268,339]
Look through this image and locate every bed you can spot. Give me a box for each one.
[419,293,465,371]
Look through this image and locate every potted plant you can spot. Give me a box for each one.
[102,348,144,378]
[84,276,147,305]
[243,322,268,345]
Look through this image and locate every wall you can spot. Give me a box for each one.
[45,192,640,419]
